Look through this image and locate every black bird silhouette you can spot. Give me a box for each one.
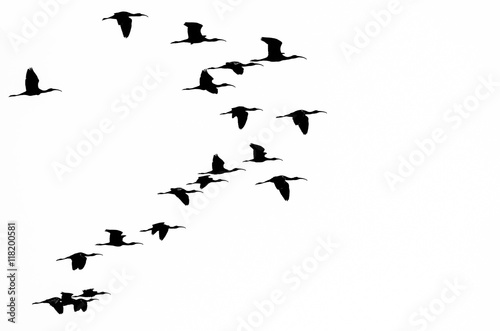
[74,289,110,298]
[158,188,201,205]
[220,106,262,129]
[9,68,61,97]
[208,61,262,75]
[187,175,227,189]
[199,154,245,175]
[72,298,97,312]
[140,222,185,241]
[243,144,282,163]
[102,12,148,38]
[56,252,102,271]
[60,292,76,306]
[33,297,64,314]
[252,37,306,63]
[256,176,307,201]
[183,69,234,94]
[277,110,326,135]
[171,22,225,44]
[96,230,143,247]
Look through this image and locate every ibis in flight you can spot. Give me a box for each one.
[252,37,306,63]
[187,175,228,189]
[220,106,262,129]
[256,176,307,201]
[243,144,282,163]
[208,61,262,75]
[171,22,225,44]
[33,297,64,314]
[158,188,201,205]
[183,69,234,94]
[140,222,185,241]
[74,289,110,298]
[56,252,102,271]
[102,12,148,38]
[277,110,327,135]
[96,230,143,247]
[199,154,245,175]
[9,68,61,97]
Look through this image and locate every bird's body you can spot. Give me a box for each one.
[72,298,97,312]
[244,144,282,163]
[208,61,262,75]
[140,222,185,241]
[96,230,143,247]
[75,289,110,298]
[199,154,245,175]
[183,69,234,94]
[220,106,262,129]
[33,297,64,314]
[171,22,225,44]
[187,175,227,189]
[102,11,148,38]
[56,252,102,270]
[158,188,201,205]
[252,37,306,63]
[277,110,326,135]
[256,176,307,201]
[9,68,61,97]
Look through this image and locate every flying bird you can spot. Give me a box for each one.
[277,110,327,135]
[96,230,143,247]
[102,12,148,38]
[72,298,97,312]
[243,144,282,163]
[33,297,64,314]
[56,252,102,271]
[220,106,262,129]
[171,22,225,44]
[255,176,307,201]
[252,37,306,63]
[74,289,110,298]
[140,222,185,241]
[9,68,61,97]
[208,61,262,75]
[187,175,227,189]
[183,69,234,94]
[158,188,201,205]
[199,154,245,175]
[60,292,76,307]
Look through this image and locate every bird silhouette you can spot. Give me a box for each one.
[243,144,282,163]
[102,12,148,38]
[60,292,76,306]
[158,188,201,205]
[187,175,227,189]
[96,230,143,247]
[171,22,225,44]
[277,110,326,135]
[199,154,245,175]
[252,37,306,63]
[220,106,262,129]
[9,68,61,97]
[74,289,110,298]
[33,297,64,314]
[208,61,262,75]
[140,222,185,241]
[256,176,307,201]
[183,69,234,94]
[56,252,102,271]
[72,298,97,312]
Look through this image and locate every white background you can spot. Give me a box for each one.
[1,0,500,330]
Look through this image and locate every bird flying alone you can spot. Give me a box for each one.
[199,154,245,175]
[183,69,234,94]
[252,37,306,63]
[96,229,143,247]
[208,61,262,75]
[171,22,225,44]
[220,106,262,129]
[158,188,201,206]
[256,176,307,201]
[243,144,282,163]
[277,110,327,135]
[186,175,227,189]
[9,68,61,97]
[140,222,185,241]
[56,252,102,271]
[103,11,148,38]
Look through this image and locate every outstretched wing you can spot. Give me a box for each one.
[250,143,266,159]
[73,255,86,270]
[158,227,169,240]
[106,230,123,242]
[293,114,309,135]
[185,22,203,39]
[274,180,290,201]
[261,37,283,56]
[118,17,132,38]
[200,69,214,85]
[236,112,248,129]
[25,68,39,91]
[175,192,190,205]
[212,154,225,171]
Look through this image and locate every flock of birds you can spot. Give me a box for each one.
[16,11,327,315]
